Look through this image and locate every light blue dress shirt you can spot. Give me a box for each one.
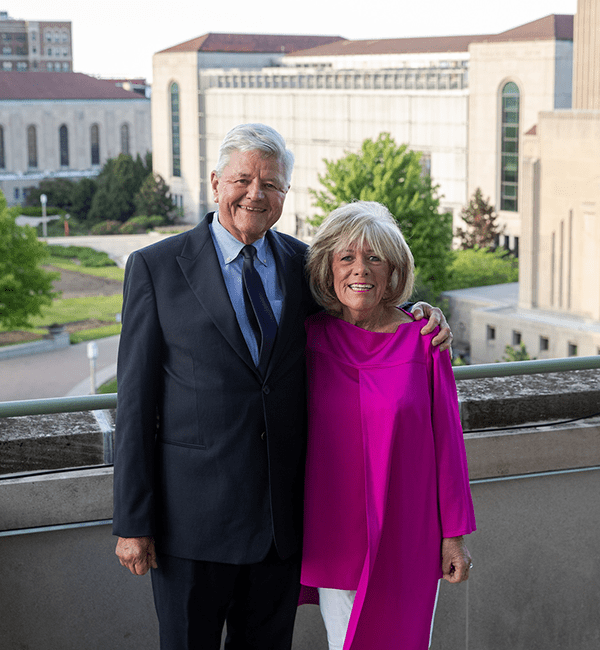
[209,212,283,365]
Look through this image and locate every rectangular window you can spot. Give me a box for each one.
[512,331,522,346]
[540,336,549,351]
[568,343,578,357]
[487,325,496,341]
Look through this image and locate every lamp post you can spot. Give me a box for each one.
[87,341,98,394]
[40,193,48,237]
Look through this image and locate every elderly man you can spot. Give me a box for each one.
[113,123,450,649]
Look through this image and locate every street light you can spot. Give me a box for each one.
[40,193,48,238]
[87,341,98,394]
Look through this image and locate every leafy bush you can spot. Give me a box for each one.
[17,206,67,218]
[119,215,165,234]
[445,247,518,291]
[47,244,116,268]
[90,220,122,236]
[0,194,59,328]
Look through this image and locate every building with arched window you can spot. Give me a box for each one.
[170,82,181,177]
[151,16,573,239]
[59,124,69,167]
[90,124,100,166]
[0,72,150,204]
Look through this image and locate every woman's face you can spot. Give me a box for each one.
[331,242,391,318]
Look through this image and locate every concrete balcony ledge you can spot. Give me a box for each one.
[1,368,599,649]
[0,465,113,532]
[458,368,600,430]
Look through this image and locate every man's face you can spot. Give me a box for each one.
[210,150,289,244]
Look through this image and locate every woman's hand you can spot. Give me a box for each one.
[441,536,472,583]
[411,301,453,351]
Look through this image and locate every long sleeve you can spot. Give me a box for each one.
[429,345,476,538]
[112,251,163,538]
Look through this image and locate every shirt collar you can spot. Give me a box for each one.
[212,211,269,266]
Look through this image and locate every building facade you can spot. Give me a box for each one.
[151,16,573,242]
[0,11,72,73]
[446,1,600,364]
[0,72,151,205]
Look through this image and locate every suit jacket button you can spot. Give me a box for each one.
[263,385,270,395]
[261,431,266,441]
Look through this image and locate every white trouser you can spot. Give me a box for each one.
[318,587,356,650]
[318,582,441,650]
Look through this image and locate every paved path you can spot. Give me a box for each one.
[0,335,119,402]
[44,232,178,268]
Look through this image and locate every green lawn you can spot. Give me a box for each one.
[45,256,125,282]
[0,294,123,337]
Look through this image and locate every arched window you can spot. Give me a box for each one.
[27,125,38,168]
[500,81,520,212]
[120,123,130,155]
[0,125,5,169]
[59,124,69,167]
[170,82,181,177]
[91,124,100,165]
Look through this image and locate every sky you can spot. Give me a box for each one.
[9,0,578,82]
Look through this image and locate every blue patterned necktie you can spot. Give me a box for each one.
[241,245,278,376]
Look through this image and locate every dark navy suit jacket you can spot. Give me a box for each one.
[112,213,316,563]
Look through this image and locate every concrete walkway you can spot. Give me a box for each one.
[0,335,119,402]
[44,232,180,268]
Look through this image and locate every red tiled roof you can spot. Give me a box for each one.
[158,33,346,54]
[525,125,538,135]
[482,14,573,42]
[284,34,493,57]
[0,72,148,100]
[282,14,573,58]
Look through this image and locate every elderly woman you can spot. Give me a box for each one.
[300,201,476,650]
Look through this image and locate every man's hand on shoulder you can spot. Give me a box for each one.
[411,301,453,352]
[116,536,157,576]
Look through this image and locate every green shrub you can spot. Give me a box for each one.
[445,247,518,291]
[90,220,122,236]
[119,214,165,234]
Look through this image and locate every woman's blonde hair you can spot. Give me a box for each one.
[307,201,415,312]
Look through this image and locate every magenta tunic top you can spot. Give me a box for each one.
[300,311,476,650]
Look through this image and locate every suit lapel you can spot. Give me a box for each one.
[176,214,256,373]
[265,230,306,378]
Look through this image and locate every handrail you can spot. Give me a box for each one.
[1,356,599,419]
[452,354,600,380]
[0,393,117,418]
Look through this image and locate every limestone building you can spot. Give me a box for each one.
[447,0,600,363]
[0,11,72,73]
[0,72,151,205]
[151,15,573,244]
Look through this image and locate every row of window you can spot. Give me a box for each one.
[44,30,70,43]
[0,30,69,44]
[2,33,27,41]
[207,68,468,92]
[0,123,131,170]
[1,61,70,71]
[486,326,580,357]
[1,47,69,56]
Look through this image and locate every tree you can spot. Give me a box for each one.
[24,178,75,210]
[446,247,518,290]
[70,177,98,221]
[309,133,453,294]
[88,153,151,223]
[134,172,176,221]
[501,343,534,362]
[456,188,504,249]
[0,192,59,329]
